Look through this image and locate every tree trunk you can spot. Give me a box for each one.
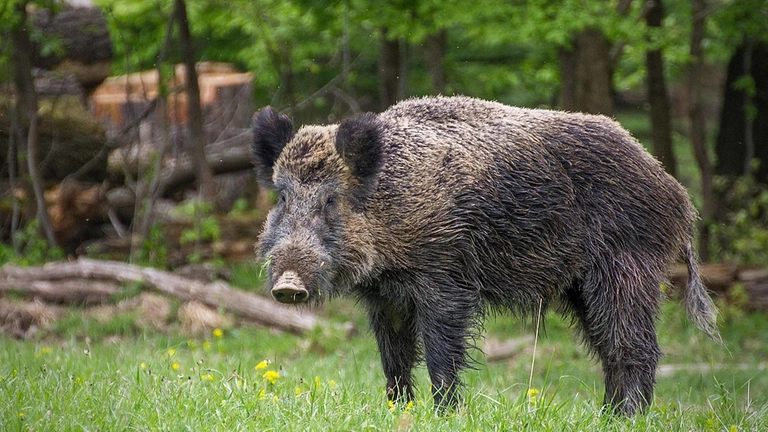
[687,0,715,260]
[645,0,677,177]
[422,30,447,94]
[378,28,402,110]
[559,29,614,116]
[715,42,768,184]
[11,2,57,248]
[174,0,215,203]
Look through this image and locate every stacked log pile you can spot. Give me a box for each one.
[670,262,768,310]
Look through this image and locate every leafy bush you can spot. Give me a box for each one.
[711,176,768,266]
[0,221,64,266]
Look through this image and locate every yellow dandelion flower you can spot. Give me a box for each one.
[273,395,279,402]
[388,400,396,411]
[262,370,279,384]
[405,400,414,412]
[329,380,336,389]
[258,389,267,400]
[203,341,211,350]
[213,328,224,338]
[255,360,270,370]
[172,362,180,371]
[201,374,214,381]
[295,387,302,397]
[730,426,738,432]
[167,348,176,357]
[18,412,25,419]
[140,362,147,369]
[527,388,540,397]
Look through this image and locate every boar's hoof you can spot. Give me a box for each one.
[271,271,309,304]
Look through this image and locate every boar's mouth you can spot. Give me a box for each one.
[271,271,309,304]
[262,241,333,305]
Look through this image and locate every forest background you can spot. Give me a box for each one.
[1,1,768,429]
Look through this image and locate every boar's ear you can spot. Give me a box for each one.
[336,113,383,205]
[252,107,295,188]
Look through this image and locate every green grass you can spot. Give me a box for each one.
[2,298,767,431]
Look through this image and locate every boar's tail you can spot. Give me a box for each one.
[683,241,722,344]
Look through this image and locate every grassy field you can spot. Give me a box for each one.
[2,292,767,431]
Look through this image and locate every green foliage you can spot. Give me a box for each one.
[133,223,168,268]
[175,199,220,244]
[0,221,64,266]
[85,0,768,124]
[173,199,221,264]
[711,176,768,266]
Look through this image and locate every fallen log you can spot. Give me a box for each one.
[484,335,535,362]
[0,258,319,334]
[656,362,768,378]
[0,279,119,305]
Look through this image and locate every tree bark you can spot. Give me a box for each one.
[687,0,715,260]
[422,30,447,94]
[378,28,403,110]
[645,0,677,177]
[174,0,215,203]
[559,29,614,116]
[11,2,57,248]
[0,279,119,305]
[715,42,768,184]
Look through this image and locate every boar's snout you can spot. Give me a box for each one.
[271,271,309,304]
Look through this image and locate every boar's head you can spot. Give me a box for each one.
[252,107,382,304]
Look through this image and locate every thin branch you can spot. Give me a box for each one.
[291,52,365,113]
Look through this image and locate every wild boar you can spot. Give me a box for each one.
[251,95,719,415]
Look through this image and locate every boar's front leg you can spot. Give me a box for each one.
[365,298,419,404]
[417,280,477,411]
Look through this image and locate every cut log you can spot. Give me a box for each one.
[107,136,254,219]
[0,258,320,334]
[32,6,113,94]
[669,262,768,310]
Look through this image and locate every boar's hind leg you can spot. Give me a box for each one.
[566,260,662,416]
[366,302,419,403]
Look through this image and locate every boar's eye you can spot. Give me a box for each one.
[277,191,287,205]
[322,194,338,216]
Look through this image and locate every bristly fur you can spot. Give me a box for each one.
[251,107,295,187]
[336,113,384,207]
[251,95,720,417]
